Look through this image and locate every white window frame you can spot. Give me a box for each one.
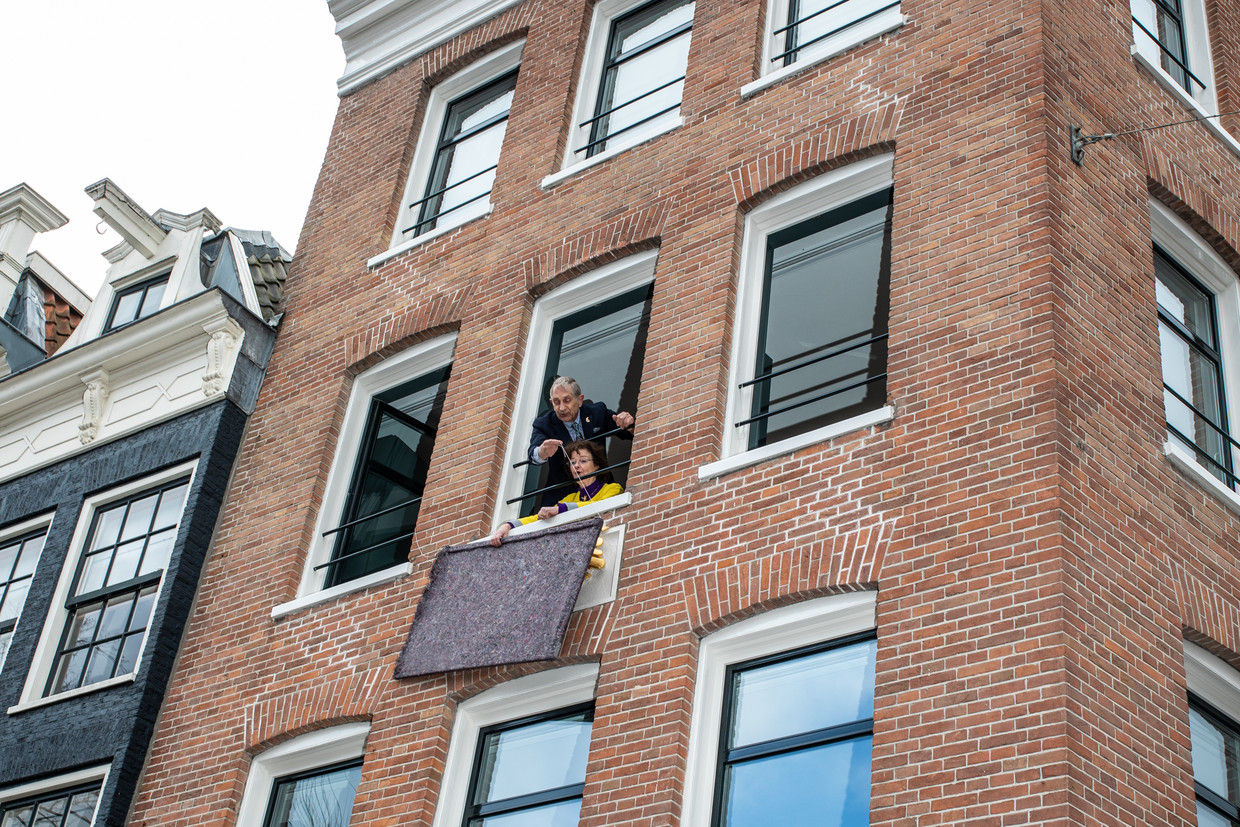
[0,512,54,674]
[1130,0,1217,114]
[492,250,656,527]
[432,663,599,827]
[544,0,692,188]
[742,0,905,97]
[704,153,896,481]
[1151,200,1240,516]
[274,333,457,620]
[9,461,197,713]
[680,591,876,826]
[0,764,109,826]
[375,41,525,268]
[235,722,370,826]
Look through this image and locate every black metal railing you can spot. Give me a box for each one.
[576,80,685,156]
[736,333,887,428]
[403,164,498,236]
[315,493,424,573]
[771,0,900,65]
[511,423,636,469]
[506,459,633,506]
[1164,382,1239,489]
[1132,12,1207,94]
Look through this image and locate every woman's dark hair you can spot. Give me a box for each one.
[562,440,609,480]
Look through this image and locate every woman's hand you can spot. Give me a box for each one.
[537,506,560,520]
[489,523,513,547]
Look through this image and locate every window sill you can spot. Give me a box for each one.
[541,120,683,190]
[1131,47,1239,160]
[367,207,494,269]
[699,405,894,482]
[741,13,906,98]
[499,492,632,537]
[1164,440,1240,518]
[8,673,135,715]
[272,562,413,621]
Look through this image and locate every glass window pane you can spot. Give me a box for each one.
[65,790,100,827]
[154,483,189,529]
[139,531,175,577]
[91,507,125,551]
[109,291,142,328]
[12,535,42,579]
[1196,800,1233,827]
[77,550,111,596]
[730,639,875,748]
[51,647,88,694]
[97,597,131,640]
[106,539,145,586]
[782,0,893,64]
[476,714,592,804]
[120,495,158,541]
[0,630,11,667]
[1192,707,1240,805]
[264,762,362,827]
[116,632,146,676]
[723,736,872,827]
[83,637,121,684]
[0,804,34,826]
[752,193,891,448]
[0,578,30,623]
[0,544,17,582]
[128,587,158,632]
[139,280,167,317]
[476,799,583,827]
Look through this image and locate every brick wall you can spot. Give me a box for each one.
[128,0,1240,824]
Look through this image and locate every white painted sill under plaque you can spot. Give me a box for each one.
[271,562,413,620]
[541,121,683,190]
[740,14,907,98]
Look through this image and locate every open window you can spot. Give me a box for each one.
[496,253,654,524]
[709,154,895,478]
[751,0,903,93]
[280,335,455,617]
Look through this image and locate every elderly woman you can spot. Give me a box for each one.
[490,440,622,546]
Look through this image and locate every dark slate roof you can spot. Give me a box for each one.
[233,229,290,324]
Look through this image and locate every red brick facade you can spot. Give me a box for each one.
[129,0,1240,824]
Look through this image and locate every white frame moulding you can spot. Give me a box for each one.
[0,512,55,676]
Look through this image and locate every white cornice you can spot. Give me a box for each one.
[329,0,524,95]
[0,291,252,483]
[0,183,69,235]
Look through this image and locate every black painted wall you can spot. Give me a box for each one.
[0,400,247,826]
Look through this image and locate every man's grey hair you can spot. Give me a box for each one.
[549,376,582,397]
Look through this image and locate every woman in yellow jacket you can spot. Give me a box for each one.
[489,440,622,546]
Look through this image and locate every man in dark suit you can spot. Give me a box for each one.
[528,376,634,507]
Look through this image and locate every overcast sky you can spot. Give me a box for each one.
[0,1,344,296]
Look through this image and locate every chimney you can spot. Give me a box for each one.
[0,184,69,311]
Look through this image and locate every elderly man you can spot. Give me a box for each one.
[527,376,634,508]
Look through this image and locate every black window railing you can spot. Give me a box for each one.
[575,77,686,156]
[315,493,425,573]
[1132,10,1206,94]
[736,332,888,429]
[506,459,633,506]
[771,0,900,66]
[403,164,499,236]
[1165,382,1239,490]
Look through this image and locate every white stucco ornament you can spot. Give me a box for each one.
[78,368,110,444]
[202,318,243,397]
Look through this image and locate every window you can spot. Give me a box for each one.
[235,723,369,827]
[0,783,101,827]
[1185,642,1240,827]
[1151,201,1240,509]
[463,705,593,825]
[390,42,523,253]
[46,478,189,695]
[716,636,874,826]
[432,664,598,827]
[495,253,654,523]
[263,760,363,827]
[0,767,108,827]
[0,522,47,670]
[103,273,168,332]
[323,365,450,587]
[1131,0,1216,112]
[682,592,876,827]
[758,0,903,82]
[713,154,894,474]
[1157,250,1235,489]
[565,0,693,167]
[282,335,455,615]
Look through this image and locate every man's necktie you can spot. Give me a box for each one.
[568,421,583,441]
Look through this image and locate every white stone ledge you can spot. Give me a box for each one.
[740,14,906,98]
[541,121,682,190]
[698,406,895,482]
[1131,47,1240,160]
[272,562,413,620]
[7,673,134,716]
[1165,439,1240,518]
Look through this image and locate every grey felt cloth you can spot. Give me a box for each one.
[394,517,603,678]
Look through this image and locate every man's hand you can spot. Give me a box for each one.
[612,411,634,431]
[489,523,513,547]
[538,439,563,459]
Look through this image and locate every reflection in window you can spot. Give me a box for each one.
[104,274,169,332]
[715,635,875,826]
[0,782,100,827]
[745,189,892,450]
[263,760,362,827]
[771,0,901,68]
[408,71,518,239]
[520,284,651,508]
[1190,696,1240,826]
[47,479,189,695]
[325,365,450,586]
[465,705,593,826]
[1156,249,1235,490]
[0,529,45,669]
[582,0,693,158]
